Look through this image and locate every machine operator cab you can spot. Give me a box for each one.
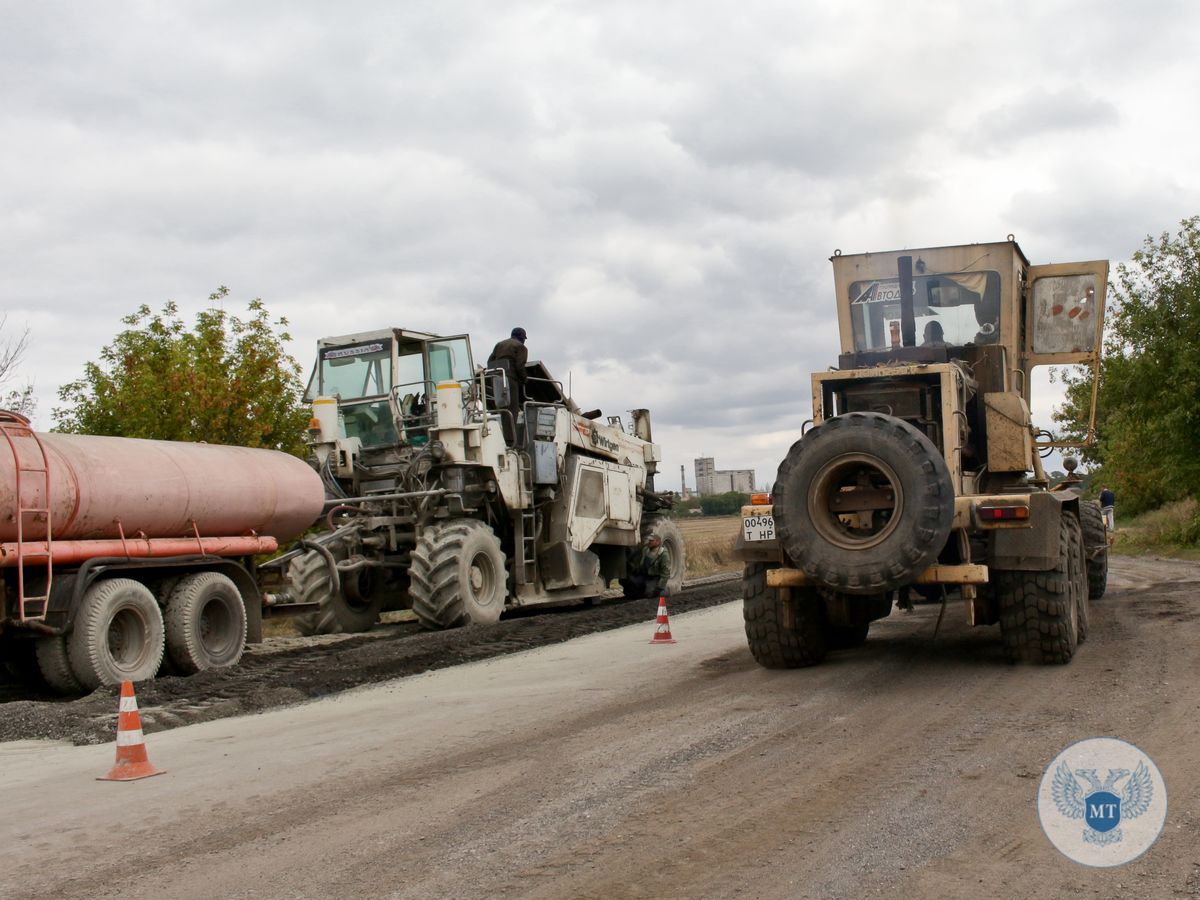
[304,328,475,449]
[831,239,1107,432]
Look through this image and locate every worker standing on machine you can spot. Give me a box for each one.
[488,327,528,443]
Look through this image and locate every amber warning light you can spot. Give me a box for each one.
[750,492,771,505]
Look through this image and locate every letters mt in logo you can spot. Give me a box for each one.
[1038,737,1167,867]
[1052,761,1153,846]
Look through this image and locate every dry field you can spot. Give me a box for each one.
[678,513,742,577]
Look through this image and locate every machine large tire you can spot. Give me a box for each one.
[1079,500,1109,600]
[995,514,1081,665]
[410,520,508,629]
[773,412,955,595]
[643,517,686,596]
[164,572,248,674]
[742,563,827,668]
[35,636,82,693]
[67,578,165,690]
[290,539,385,636]
[1067,510,1090,643]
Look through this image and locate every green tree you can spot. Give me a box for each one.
[54,289,310,454]
[699,491,751,516]
[1054,217,1200,514]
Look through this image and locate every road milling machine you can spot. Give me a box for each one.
[270,328,684,634]
[734,238,1109,667]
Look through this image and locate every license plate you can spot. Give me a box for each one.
[743,514,776,542]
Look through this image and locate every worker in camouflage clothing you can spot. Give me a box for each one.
[621,533,671,599]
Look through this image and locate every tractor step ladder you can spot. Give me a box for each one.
[515,451,537,585]
[0,411,53,621]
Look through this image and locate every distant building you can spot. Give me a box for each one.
[694,457,755,495]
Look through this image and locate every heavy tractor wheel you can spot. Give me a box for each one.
[164,572,248,674]
[742,562,827,668]
[773,412,955,595]
[643,517,686,596]
[410,520,508,629]
[290,538,385,636]
[67,578,165,690]
[35,636,83,694]
[1079,499,1109,600]
[995,513,1084,665]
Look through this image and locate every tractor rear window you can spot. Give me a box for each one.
[849,270,1002,352]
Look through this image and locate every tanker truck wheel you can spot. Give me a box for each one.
[773,412,954,595]
[1079,500,1109,600]
[67,578,165,690]
[35,636,83,694]
[410,520,508,629]
[290,540,385,636]
[164,572,248,674]
[742,562,827,668]
[995,513,1081,665]
[643,517,686,596]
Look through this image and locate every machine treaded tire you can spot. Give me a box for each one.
[410,520,508,630]
[35,636,82,694]
[995,514,1081,665]
[291,538,384,636]
[1067,511,1090,644]
[642,517,686,597]
[67,577,165,690]
[742,563,827,668]
[773,412,955,595]
[1079,500,1109,600]
[164,572,248,674]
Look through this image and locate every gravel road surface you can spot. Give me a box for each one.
[1,556,1198,899]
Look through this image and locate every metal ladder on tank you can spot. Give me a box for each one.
[0,411,53,621]
[514,450,538,586]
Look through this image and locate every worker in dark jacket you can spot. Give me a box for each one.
[1099,486,1116,531]
[487,327,528,443]
[621,533,671,599]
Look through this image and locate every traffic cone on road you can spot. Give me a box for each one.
[649,596,677,645]
[98,681,165,782]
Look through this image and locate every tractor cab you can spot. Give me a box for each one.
[305,328,474,448]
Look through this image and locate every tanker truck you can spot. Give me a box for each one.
[0,411,325,693]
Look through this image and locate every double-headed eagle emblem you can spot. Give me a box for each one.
[1052,760,1154,846]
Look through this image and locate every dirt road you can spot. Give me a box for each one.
[2,556,1199,899]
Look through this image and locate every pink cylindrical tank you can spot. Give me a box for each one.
[0,429,324,543]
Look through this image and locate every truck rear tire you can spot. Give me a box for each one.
[35,636,82,694]
[290,539,384,636]
[410,520,508,629]
[642,517,686,596]
[164,572,248,674]
[742,563,827,668]
[1079,499,1108,600]
[773,412,954,595]
[67,578,165,690]
[995,513,1081,665]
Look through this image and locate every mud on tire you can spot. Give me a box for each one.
[164,572,248,674]
[773,412,955,595]
[742,563,827,668]
[291,538,385,636]
[410,520,508,629]
[995,513,1083,665]
[1079,499,1109,600]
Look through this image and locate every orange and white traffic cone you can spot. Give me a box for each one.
[649,596,676,645]
[98,681,165,782]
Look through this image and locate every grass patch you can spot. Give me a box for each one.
[1109,497,1200,560]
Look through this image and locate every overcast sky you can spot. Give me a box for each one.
[4,1,1199,491]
